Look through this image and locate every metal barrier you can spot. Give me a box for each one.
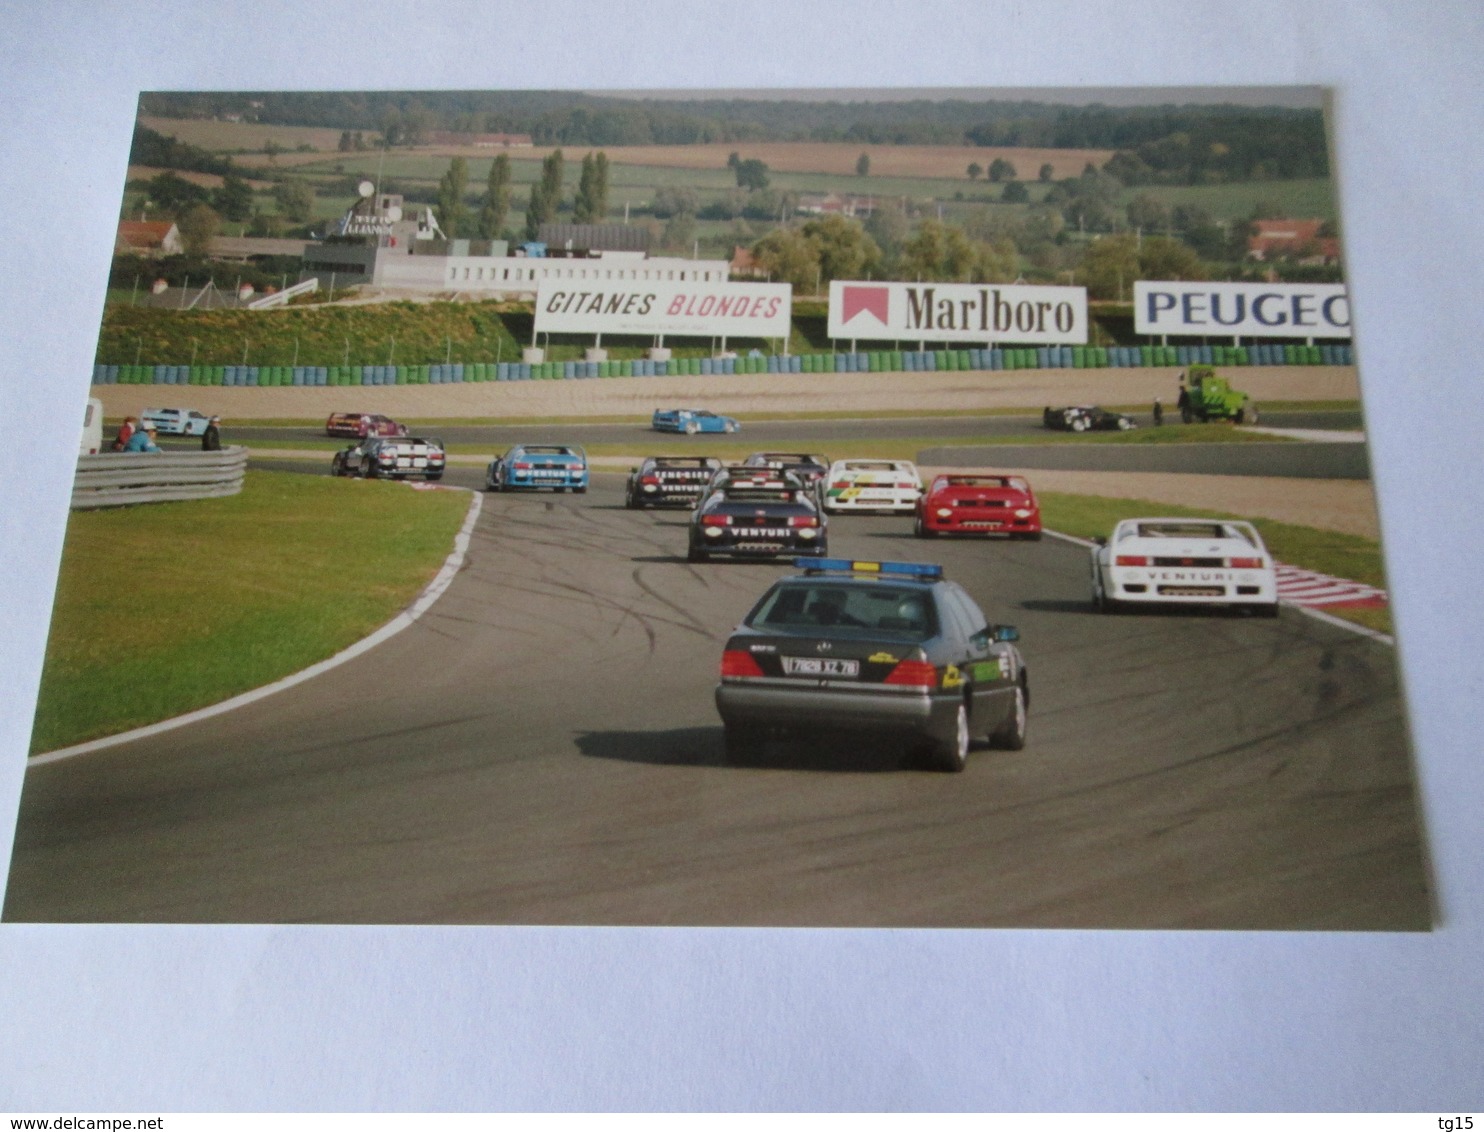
[71,446,248,510]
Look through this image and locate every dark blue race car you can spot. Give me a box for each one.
[486,444,589,493]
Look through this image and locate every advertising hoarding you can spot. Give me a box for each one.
[1134,281,1351,339]
[534,279,793,339]
[827,280,1088,345]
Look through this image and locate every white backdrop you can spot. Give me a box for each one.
[0,1,1479,1111]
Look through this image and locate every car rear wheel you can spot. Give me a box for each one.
[1071,417,1089,432]
[361,458,377,479]
[687,546,709,563]
[914,514,936,538]
[927,702,970,772]
[990,684,1028,751]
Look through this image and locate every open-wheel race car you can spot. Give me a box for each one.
[1042,405,1136,432]
[915,473,1041,539]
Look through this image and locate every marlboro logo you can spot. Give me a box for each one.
[841,285,890,326]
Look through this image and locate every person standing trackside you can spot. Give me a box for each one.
[201,415,222,451]
[111,415,138,451]
[1152,397,1163,427]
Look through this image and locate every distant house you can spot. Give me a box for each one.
[426,131,534,148]
[1247,219,1341,265]
[115,220,184,257]
[730,245,766,279]
[796,193,874,219]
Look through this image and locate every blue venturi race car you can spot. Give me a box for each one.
[486,444,589,493]
[652,408,740,435]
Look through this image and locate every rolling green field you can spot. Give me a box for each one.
[30,470,471,753]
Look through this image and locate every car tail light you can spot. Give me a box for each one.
[572,464,585,473]
[701,514,730,526]
[720,650,765,678]
[641,475,660,486]
[430,453,445,462]
[899,482,917,490]
[789,516,818,527]
[1228,557,1263,569]
[513,461,531,470]
[831,480,850,489]
[1115,555,1149,566]
[884,659,937,687]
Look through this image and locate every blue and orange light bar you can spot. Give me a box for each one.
[795,558,944,579]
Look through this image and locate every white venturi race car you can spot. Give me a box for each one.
[1091,517,1279,616]
[821,459,923,514]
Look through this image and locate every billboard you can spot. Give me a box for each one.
[533,279,793,339]
[827,280,1088,345]
[1135,281,1352,339]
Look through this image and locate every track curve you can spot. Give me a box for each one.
[3,474,1426,928]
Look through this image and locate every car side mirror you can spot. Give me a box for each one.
[991,625,1020,643]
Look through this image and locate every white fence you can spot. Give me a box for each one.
[72,446,249,510]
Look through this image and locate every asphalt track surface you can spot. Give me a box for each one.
[226,409,1363,448]
[3,473,1428,928]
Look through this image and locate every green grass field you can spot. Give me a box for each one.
[1038,491,1389,634]
[29,470,471,753]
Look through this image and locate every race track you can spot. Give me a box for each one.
[3,474,1429,929]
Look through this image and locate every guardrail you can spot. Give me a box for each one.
[71,446,248,510]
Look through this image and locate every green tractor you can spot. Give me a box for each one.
[1177,365,1259,424]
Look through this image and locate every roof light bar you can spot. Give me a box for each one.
[795,558,944,579]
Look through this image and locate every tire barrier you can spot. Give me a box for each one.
[89,343,1356,388]
[71,446,248,510]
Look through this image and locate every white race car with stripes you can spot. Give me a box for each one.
[821,459,923,514]
[1091,517,1279,616]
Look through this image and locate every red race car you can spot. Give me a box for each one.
[325,412,409,439]
[915,473,1042,540]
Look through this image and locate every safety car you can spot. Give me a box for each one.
[331,435,446,481]
[715,558,1029,771]
[915,474,1042,539]
[1091,517,1279,616]
[486,444,589,493]
[687,467,827,563]
[1042,405,1136,432]
[820,459,922,514]
[652,408,740,435]
[625,455,723,509]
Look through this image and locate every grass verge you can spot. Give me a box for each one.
[29,470,471,753]
[1038,491,1391,635]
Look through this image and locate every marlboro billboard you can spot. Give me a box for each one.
[534,279,793,338]
[827,280,1088,345]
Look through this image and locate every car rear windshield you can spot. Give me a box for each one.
[523,446,574,455]
[747,583,938,637]
[1132,522,1247,541]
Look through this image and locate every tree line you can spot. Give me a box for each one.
[138,91,1328,184]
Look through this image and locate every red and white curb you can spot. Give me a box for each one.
[1275,563,1387,609]
[29,489,485,766]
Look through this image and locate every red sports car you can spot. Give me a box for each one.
[915,474,1042,539]
[325,412,409,439]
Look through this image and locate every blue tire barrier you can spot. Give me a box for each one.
[789,355,801,373]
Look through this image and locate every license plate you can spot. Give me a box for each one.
[782,657,860,677]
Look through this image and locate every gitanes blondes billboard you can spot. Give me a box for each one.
[827,280,1088,345]
[534,279,793,339]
